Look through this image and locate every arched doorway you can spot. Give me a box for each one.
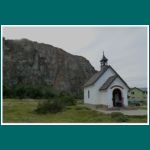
[112,88,123,107]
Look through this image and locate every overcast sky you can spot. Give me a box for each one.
[2,26,148,88]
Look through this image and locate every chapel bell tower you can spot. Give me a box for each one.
[100,51,108,69]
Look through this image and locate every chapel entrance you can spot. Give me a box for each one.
[112,89,123,107]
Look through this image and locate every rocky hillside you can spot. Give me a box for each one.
[3,38,96,95]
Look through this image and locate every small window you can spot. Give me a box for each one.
[131,91,134,94]
[88,90,90,98]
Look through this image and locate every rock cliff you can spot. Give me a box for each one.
[3,38,96,95]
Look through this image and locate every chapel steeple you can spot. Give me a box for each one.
[100,51,108,69]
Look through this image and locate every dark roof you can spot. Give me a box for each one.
[84,65,109,87]
[130,87,147,92]
[84,65,130,89]
[140,88,147,92]
[99,75,117,90]
[109,65,130,89]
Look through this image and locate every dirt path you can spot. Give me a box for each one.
[96,109,147,116]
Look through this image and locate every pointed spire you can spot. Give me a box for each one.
[100,51,108,69]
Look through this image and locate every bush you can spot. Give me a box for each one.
[26,86,43,99]
[59,91,76,106]
[35,99,65,114]
[42,87,56,98]
[3,85,57,99]
[3,85,77,110]
[111,112,128,122]
[3,86,13,98]
[60,95,76,106]
[14,85,26,99]
[35,93,76,114]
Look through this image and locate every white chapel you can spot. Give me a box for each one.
[84,52,130,108]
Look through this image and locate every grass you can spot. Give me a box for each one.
[3,99,147,123]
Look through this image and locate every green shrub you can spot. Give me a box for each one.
[28,87,43,99]
[42,87,56,98]
[61,95,76,106]
[14,85,26,99]
[111,112,128,122]
[3,85,78,103]
[35,99,65,114]
[74,106,90,110]
[35,93,76,114]
[3,85,57,99]
[3,86,12,98]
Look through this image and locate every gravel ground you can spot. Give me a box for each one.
[96,109,147,116]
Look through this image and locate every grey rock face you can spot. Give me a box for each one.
[3,38,96,95]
